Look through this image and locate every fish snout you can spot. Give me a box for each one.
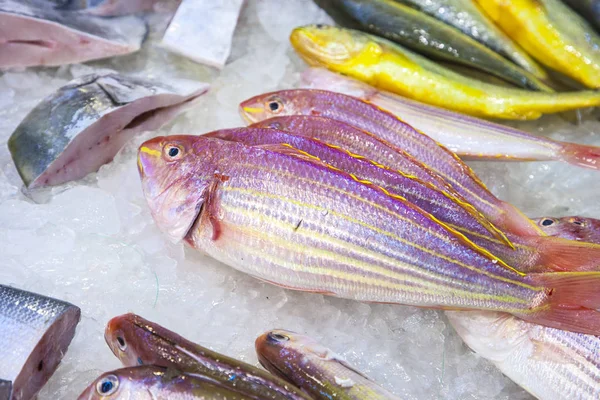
[137,138,164,177]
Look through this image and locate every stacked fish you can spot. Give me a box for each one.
[135,86,600,398]
[293,0,600,120]
[78,314,395,399]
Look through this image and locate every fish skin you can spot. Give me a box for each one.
[446,311,600,400]
[391,0,548,78]
[0,284,80,400]
[534,216,600,244]
[239,88,544,239]
[77,366,254,400]
[288,25,600,120]
[301,68,600,170]
[563,0,600,32]
[50,0,160,16]
[313,0,552,91]
[0,0,147,67]
[255,329,401,400]
[138,134,600,335]
[476,0,600,89]
[104,314,311,400]
[8,72,209,188]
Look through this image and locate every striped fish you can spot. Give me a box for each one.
[137,134,600,335]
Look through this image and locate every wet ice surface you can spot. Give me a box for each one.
[0,1,598,399]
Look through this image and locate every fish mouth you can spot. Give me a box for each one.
[290,27,350,66]
[256,353,292,383]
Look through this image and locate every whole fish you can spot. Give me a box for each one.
[446,311,600,400]
[8,72,209,188]
[476,0,600,88]
[301,68,600,170]
[0,0,147,68]
[104,314,310,400]
[256,329,400,400]
[77,366,254,400]
[535,216,600,244]
[0,284,80,400]
[138,134,600,335]
[313,0,551,91]
[242,119,600,272]
[390,0,547,78]
[563,0,600,32]
[289,25,600,120]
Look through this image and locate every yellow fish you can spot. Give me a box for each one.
[290,25,600,120]
[476,0,600,88]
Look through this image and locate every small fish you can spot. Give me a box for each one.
[391,0,548,79]
[138,134,600,335]
[0,284,80,400]
[534,216,600,244]
[104,314,311,400]
[476,0,600,88]
[0,0,147,67]
[256,329,400,400]
[289,25,600,119]
[446,311,600,400]
[563,0,600,32]
[313,0,551,91]
[8,72,209,188]
[77,366,254,400]
[301,68,600,170]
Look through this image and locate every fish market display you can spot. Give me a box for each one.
[210,124,594,272]
[313,0,551,91]
[446,311,600,400]
[104,314,311,400]
[8,72,209,188]
[51,0,161,16]
[161,0,244,69]
[476,0,600,88]
[78,366,253,400]
[390,0,547,78]
[138,134,600,334]
[289,25,600,119]
[0,0,147,68]
[301,68,600,170]
[256,329,400,400]
[535,216,600,244]
[563,0,600,32]
[0,284,80,400]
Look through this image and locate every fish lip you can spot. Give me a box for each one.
[256,352,291,383]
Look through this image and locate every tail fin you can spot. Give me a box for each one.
[527,236,600,272]
[522,272,600,335]
[559,142,600,170]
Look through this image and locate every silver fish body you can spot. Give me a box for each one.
[446,311,600,400]
[0,284,80,400]
[8,72,208,188]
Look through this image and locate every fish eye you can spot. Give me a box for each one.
[116,336,127,351]
[96,375,119,396]
[266,98,284,114]
[267,332,290,342]
[540,218,555,227]
[315,24,325,29]
[164,144,184,160]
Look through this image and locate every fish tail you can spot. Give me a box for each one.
[558,142,600,170]
[527,236,600,272]
[521,272,600,335]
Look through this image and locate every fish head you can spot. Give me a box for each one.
[137,135,214,243]
[535,216,600,244]
[240,89,335,124]
[256,329,335,382]
[290,24,377,68]
[77,367,163,400]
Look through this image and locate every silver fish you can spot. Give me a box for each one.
[0,0,147,67]
[0,284,80,400]
[8,72,209,188]
[446,310,600,400]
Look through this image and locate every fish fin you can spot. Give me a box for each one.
[530,339,573,364]
[559,142,600,170]
[256,276,337,296]
[528,236,600,272]
[522,272,600,334]
[498,202,545,237]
